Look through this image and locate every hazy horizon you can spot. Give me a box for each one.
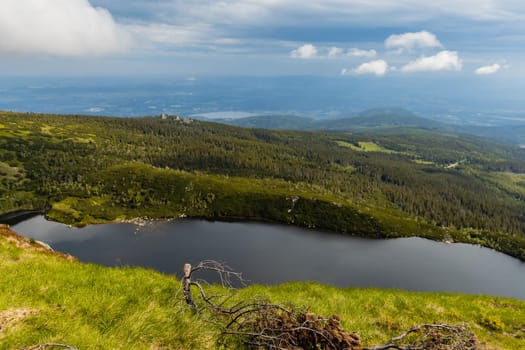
[1,75,525,128]
[2,1,525,126]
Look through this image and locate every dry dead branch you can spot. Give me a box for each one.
[363,323,478,350]
[180,261,361,349]
[181,260,246,311]
[19,344,78,350]
[221,303,362,349]
[180,261,479,350]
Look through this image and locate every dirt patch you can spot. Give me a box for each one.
[0,308,39,335]
[0,224,76,261]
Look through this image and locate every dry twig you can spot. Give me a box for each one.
[363,323,478,350]
[19,344,78,350]
[180,261,479,350]
[180,260,361,349]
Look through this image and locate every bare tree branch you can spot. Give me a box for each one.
[190,260,247,288]
[19,344,78,350]
[179,260,362,349]
[181,260,247,313]
[363,323,478,350]
[179,261,479,350]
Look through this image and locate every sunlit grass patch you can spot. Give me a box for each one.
[0,161,23,180]
[336,140,399,154]
[486,172,525,197]
[413,159,435,165]
[40,124,54,134]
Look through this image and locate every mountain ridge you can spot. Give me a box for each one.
[208,107,525,145]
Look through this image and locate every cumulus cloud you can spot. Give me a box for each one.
[401,50,462,72]
[343,59,388,76]
[475,63,501,75]
[0,0,130,56]
[347,48,377,58]
[385,31,442,52]
[328,47,344,57]
[82,1,525,57]
[290,44,318,59]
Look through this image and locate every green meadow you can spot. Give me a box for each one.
[1,226,524,349]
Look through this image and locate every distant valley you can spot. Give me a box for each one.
[206,107,525,145]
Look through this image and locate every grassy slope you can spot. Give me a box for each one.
[1,226,524,350]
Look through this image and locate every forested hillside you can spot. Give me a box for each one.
[1,111,525,260]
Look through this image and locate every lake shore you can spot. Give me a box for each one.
[10,215,525,299]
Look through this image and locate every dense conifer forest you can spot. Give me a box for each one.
[1,111,524,260]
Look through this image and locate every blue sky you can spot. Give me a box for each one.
[1,0,524,78]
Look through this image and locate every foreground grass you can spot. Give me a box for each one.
[1,226,524,349]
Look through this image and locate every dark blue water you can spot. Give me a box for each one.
[11,215,525,299]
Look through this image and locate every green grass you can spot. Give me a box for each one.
[482,171,525,198]
[336,140,439,166]
[336,140,399,154]
[1,226,524,350]
[0,161,23,180]
[0,227,214,350]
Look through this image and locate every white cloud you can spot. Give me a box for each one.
[83,1,525,57]
[213,37,242,45]
[293,45,376,59]
[347,48,377,58]
[0,0,131,56]
[127,23,211,46]
[290,44,318,59]
[157,1,525,28]
[328,47,344,57]
[401,50,462,72]
[475,63,501,75]
[385,31,442,52]
[345,59,389,76]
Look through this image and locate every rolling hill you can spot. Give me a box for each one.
[217,108,525,146]
[0,111,525,260]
